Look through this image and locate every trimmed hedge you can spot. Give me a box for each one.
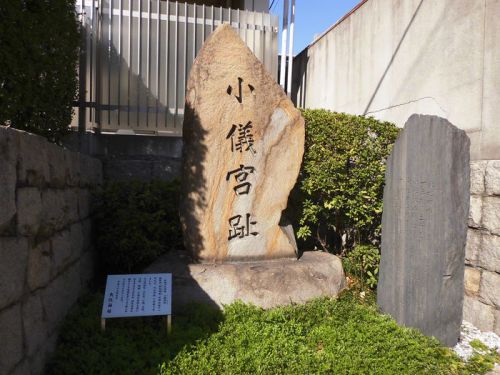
[0,0,79,141]
[297,110,399,253]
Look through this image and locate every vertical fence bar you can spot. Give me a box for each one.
[78,0,87,132]
[242,9,247,43]
[183,2,187,127]
[174,1,179,128]
[89,0,94,124]
[237,8,240,34]
[108,0,112,125]
[156,0,160,128]
[165,1,170,128]
[202,4,205,42]
[211,5,214,32]
[127,0,131,127]
[95,0,102,128]
[137,0,142,127]
[118,0,122,126]
[260,12,265,68]
[193,4,196,58]
[146,0,151,128]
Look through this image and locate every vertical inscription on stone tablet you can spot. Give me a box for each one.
[180,24,305,261]
[225,77,259,241]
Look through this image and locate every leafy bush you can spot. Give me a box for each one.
[297,110,399,252]
[94,179,182,274]
[343,244,380,288]
[46,292,486,375]
[0,0,79,141]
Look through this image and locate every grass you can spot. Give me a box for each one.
[46,288,495,375]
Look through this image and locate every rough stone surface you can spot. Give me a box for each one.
[79,250,95,287]
[377,114,470,347]
[29,331,58,375]
[480,271,500,308]
[480,234,500,272]
[483,197,500,235]
[16,187,43,236]
[27,240,52,292]
[41,189,70,234]
[0,304,24,374]
[465,229,481,265]
[51,229,72,272]
[65,189,80,224]
[495,310,500,336]
[0,238,28,311]
[46,143,68,188]
[180,25,304,262]
[10,360,30,375]
[65,152,81,187]
[42,264,81,334]
[146,250,345,309]
[0,126,18,234]
[469,196,482,229]
[464,267,481,295]
[22,292,47,356]
[70,222,84,256]
[77,188,92,219]
[463,296,495,332]
[486,160,500,195]
[0,126,101,375]
[18,130,50,187]
[470,161,486,195]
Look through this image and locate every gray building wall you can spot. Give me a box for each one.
[292,0,500,161]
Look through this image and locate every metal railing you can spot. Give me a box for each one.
[75,0,279,135]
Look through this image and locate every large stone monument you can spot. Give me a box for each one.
[155,25,345,309]
[180,24,304,262]
[377,114,470,346]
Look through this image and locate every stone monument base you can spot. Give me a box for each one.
[145,251,346,310]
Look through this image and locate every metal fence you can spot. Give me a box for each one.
[75,0,279,135]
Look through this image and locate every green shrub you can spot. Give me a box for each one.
[297,110,399,252]
[0,0,79,141]
[343,244,380,288]
[94,179,182,274]
[46,292,484,375]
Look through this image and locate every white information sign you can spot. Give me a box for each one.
[101,273,172,318]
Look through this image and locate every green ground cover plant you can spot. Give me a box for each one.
[94,179,182,275]
[46,289,492,375]
[0,0,79,141]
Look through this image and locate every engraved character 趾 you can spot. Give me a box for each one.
[226,121,256,154]
[228,213,258,240]
[226,77,255,103]
[226,164,256,195]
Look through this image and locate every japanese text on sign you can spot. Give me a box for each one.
[101,274,172,318]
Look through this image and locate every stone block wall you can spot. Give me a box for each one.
[0,126,102,375]
[464,160,500,335]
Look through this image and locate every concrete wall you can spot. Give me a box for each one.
[0,126,102,375]
[292,0,500,161]
[464,160,500,335]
